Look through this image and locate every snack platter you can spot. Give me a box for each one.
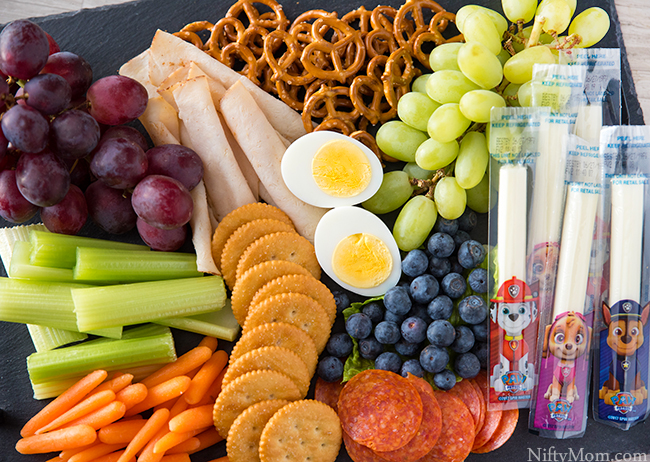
[0,0,648,461]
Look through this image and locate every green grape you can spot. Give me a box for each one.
[497,48,511,67]
[569,7,610,48]
[459,90,506,123]
[456,5,508,37]
[415,137,459,171]
[376,120,429,163]
[502,0,537,23]
[361,171,413,215]
[462,11,503,55]
[397,92,441,132]
[404,162,434,180]
[411,74,431,94]
[425,70,481,104]
[503,82,521,107]
[455,132,489,190]
[536,0,571,35]
[563,0,577,16]
[518,80,533,106]
[434,176,467,220]
[427,103,471,143]
[429,43,463,71]
[457,42,503,90]
[503,46,555,84]
[393,195,438,251]
[466,171,494,213]
[512,26,554,52]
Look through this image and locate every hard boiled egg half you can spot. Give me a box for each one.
[314,206,401,296]
[281,131,383,208]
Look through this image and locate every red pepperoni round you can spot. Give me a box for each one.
[472,408,519,454]
[375,375,442,462]
[447,379,481,430]
[314,377,345,413]
[471,372,503,450]
[469,378,486,434]
[338,370,423,452]
[343,430,391,462]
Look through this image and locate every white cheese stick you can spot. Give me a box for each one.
[575,104,603,145]
[497,164,528,287]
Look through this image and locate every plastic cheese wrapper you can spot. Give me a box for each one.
[592,125,650,431]
[487,106,549,410]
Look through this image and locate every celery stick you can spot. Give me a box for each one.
[73,247,202,282]
[0,223,47,273]
[72,276,226,331]
[156,299,240,341]
[27,325,87,352]
[10,241,74,282]
[30,230,149,269]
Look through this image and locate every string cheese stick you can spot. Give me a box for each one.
[497,164,528,288]
[575,104,603,145]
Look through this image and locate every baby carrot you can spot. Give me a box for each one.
[36,390,116,434]
[64,400,126,431]
[154,427,206,454]
[184,350,228,405]
[90,373,134,396]
[15,424,97,454]
[166,437,200,454]
[125,376,191,417]
[140,346,212,389]
[195,366,228,406]
[115,383,148,410]
[98,419,147,444]
[68,442,127,462]
[198,336,218,352]
[168,404,214,433]
[161,454,191,462]
[138,427,168,462]
[21,370,108,437]
[117,408,170,462]
[58,442,97,460]
[188,427,223,454]
[94,450,135,462]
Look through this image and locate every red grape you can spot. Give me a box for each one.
[0,78,10,111]
[45,32,60,55]
[51,109,101,159]
[15,149,70,207]
[41,51,93,100]
[146,144,203,191]
[0,126,7,159]
[24,73,72,115]
[65,157,92,190]
[0,169,39,223]
[1,104,49,153]
[0,20,49,79]
[137,218,187,251]
[87,75,148,125]
[40,184,87,235]
[100,125,148,152]
[131,175,193,229]
[85,180,137,234]
[90,137,148,189]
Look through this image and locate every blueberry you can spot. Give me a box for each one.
[457,209,477,232]
[457,240,486,269]
[454,352,481,379]
[374,321,401,345]
[346,313,373,339]
[375,352,402,374]
[332,290,350,314]
[472,342,488,369]
[433,369,457,390]
[441,273,467,299]
[362,302,384,325]
[410,304,432,324]
[384,309,407,324]
[317,356,344,382]
[419,345,449,373]
[427,320,456,347]
[434,217,459,235]
[402,249,429,277]
[427,233,455,258]
[383,285,412,315]
[471,322,488,343]
[326,332,354,358]
[458,295,488,325]
[428,256,451,278]
[401,316,428,344]
[401,359,425,378]
[409,274,439,304]
[467,268,488,294]
[427,295,454,320]
[395,338,421,357]
[448,254,464,275]
[453,230,471,248]
[359,337,383,360]
[451,326,475,354]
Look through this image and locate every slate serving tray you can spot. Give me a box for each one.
[1,0,648,460]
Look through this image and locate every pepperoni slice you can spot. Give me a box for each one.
[469,378,486,434]
[472,408,519,454]
[447,379,481,430]
[375,375,442,462]
[338,370,423,452]
[418,391,475,462]
[314,377,345,413]
[343,430,391,462]
[471,370,503,450]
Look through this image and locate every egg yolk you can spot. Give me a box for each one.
[311,139,372,198]
[332,233,392,289]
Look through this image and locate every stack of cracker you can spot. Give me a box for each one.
[210,203,341,462]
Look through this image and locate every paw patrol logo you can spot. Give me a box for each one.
[508,284,520,299]
[611,392,635,414]
[623,302,632,313]
[548,399,572,422]
[501,371,526,393]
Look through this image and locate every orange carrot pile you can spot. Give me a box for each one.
[15,336,228,461]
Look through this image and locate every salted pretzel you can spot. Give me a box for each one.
[173,21,215,49]
[382,48,418,111]
[225,0,290,32]
[264,30,316,86]
[393,0,446,56]
[349,75,389,125]
[341,6,373,38]
[313,117,357,135]
[412,11,463,67]
[302,84,360,133]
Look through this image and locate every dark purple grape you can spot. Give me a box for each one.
[137,218,186,251]
[87,75,148,126]
[146,144,203,191]
[24,73,71,115]
[0,126,7,159]
[85,180,137,234]
[45,32,60,55]
[41,52,92,99]
[1,104,49,153]
[40,184,87,234]
[65,157,92,190]
[0,20,49,79]
[100,125,148,152]
[90,138,148,189]
[51,109,101,159]
[131,175,193,229]
[0,169,39,223]
[15,149,70,207]
[0,78,10,111]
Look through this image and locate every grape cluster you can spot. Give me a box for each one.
[0,20,204,251]
[317,209,489,390]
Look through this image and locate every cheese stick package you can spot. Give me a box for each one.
[487,106,550,410]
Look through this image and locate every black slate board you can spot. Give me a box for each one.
[1,0,649,461]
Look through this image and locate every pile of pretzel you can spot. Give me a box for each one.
[173,0,462,161]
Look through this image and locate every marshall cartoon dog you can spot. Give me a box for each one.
[541,311,592,403]
[490,276,538,392]
[599,300,650,406]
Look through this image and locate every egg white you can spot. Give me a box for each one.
[281,131,383,208]
[314,206,401,297]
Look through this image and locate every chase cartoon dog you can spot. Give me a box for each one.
[599,300,650,406]
[542,311,592,403]
[490,276,538,392]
